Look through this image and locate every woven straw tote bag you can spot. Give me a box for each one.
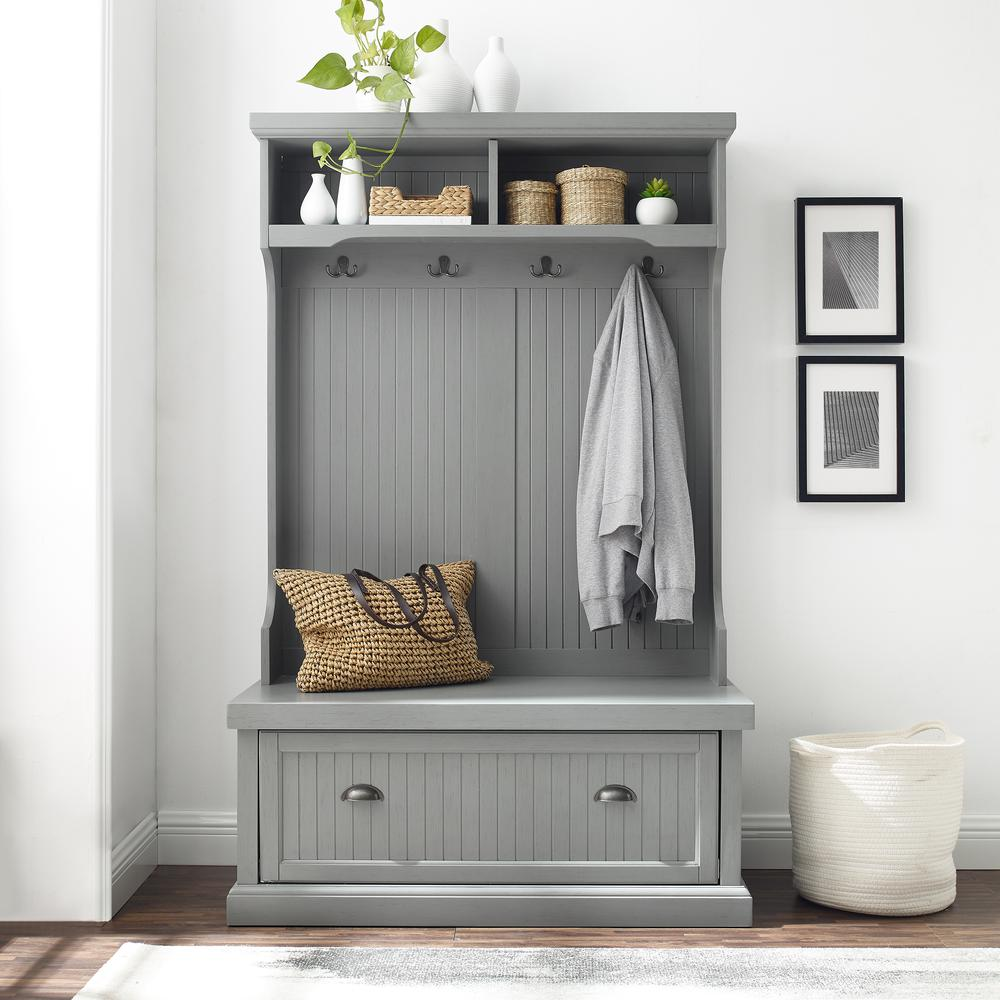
[274,560,492,693]
[789,721,964,915]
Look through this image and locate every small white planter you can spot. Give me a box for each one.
[636,197,678,225]
[300,173,336,225]
[790,722,965,916]
[355,66,401,113]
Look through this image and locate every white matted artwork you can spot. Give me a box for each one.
[797,357,904,502]
[796,198,903,343]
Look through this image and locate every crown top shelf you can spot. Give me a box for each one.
[251,111,736,153]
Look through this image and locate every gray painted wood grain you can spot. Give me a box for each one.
[271,258,713,677]
[259,731,719,885]
[236,112,750,928]
[229,676,754,732]
[227,880,753,927]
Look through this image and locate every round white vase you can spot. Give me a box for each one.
[410,19,473,113]
[636,197,678,225]
[336,157,368,225]
[300,173,336,225]
[355,65,402,113]
[473,36,520,112]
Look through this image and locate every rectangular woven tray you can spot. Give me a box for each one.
[369,184,473,217]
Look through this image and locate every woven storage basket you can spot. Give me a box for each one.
[555,165,628,224]
[369,184,472,218]
[504,180,557,225]
[274,560,492,692]
[790,722,964,916]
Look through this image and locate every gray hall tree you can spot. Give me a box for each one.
[227,112,754,927]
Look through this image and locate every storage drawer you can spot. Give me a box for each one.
[259,731,719,885]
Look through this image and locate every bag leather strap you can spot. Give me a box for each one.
[345,563,461,644]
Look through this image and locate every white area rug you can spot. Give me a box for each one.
[75,944,1000,999]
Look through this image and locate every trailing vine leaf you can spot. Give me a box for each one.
[356,74,382,91]
[339,135,359,161]
[381,29,398,49]
[299,53,353,90]
[374,69,412,102]
[312,141,335,169]
[416,24,446,52]
[336,0,363,33]
[389,33,415,76]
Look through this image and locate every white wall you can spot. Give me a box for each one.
[108,0,159,910]
[0,1,108,919]
[156,0,1000,862]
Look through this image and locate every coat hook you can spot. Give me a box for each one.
[641,256,664,278]
[427,255,460,278]
[326,255,359,278]
[529,255,563,278]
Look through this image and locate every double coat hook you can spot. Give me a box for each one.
[641,256,664,277]
[529,255,562,278]
[326,255,358,278]
[427,255,460,277]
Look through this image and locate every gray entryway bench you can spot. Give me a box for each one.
[227,111,754,927]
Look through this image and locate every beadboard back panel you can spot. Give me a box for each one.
[271,247,716,678]
[259,731,720,885]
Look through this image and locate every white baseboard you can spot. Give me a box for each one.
[742,814,1000,870]
[157,810,238,865]
[155,811,1000,870]
[111,811,158,914]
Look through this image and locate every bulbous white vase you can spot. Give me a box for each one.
[410,19,473,113]
[355,65,401,113]
[636,197,678,225]
[473,36,519,112]
[336,158,368,225]
[300,173,336,225]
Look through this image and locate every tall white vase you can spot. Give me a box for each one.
[336,158,368,225]
[300,173,336,225]
[355,65,402,112]
[473,36,520,112]
[410,18,473,113]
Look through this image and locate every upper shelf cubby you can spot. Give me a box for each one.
[251,112,734,249]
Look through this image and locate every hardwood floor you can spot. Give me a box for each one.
[1,867,998,998]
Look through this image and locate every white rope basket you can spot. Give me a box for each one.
[789,721,964,916]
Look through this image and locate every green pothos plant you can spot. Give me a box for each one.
[299,0,445,178]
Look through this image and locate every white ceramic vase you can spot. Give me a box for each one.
[336,157,368,225]
[410,19,473,113]
[300,173,336,225]
[473,36,520,112]
[355,65,402,113]
[636,197,678,225]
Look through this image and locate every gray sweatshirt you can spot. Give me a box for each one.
[576,265,695,630]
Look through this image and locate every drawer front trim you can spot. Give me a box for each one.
[260,731,719,885]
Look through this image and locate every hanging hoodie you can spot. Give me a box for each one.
[576,265,694,630]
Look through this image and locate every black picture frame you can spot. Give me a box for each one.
[795,197,904,344]
[797,356,905,502]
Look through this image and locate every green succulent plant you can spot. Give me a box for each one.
[299,0,446,178]
[640,177,674,199]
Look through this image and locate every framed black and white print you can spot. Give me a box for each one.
[795,197,903,343]
[797,357,905,502]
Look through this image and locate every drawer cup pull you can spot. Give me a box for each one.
[594,783,637,803]
[340,783,384,802]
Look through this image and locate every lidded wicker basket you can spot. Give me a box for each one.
[555,165,628,224]
[504,180,558,225]
[369,184,472,217]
